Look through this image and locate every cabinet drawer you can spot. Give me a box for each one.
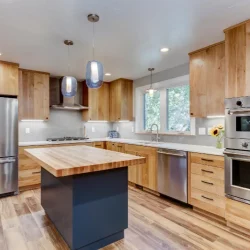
[94,142,104,148]
[191,188,225,217]
[191,163,224,180]
[191,174,224,196]
[191,153,224,168]
[19,167,41,187]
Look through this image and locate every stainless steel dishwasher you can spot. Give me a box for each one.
[158,148,188,203]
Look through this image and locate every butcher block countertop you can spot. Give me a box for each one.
[24,145,145,177]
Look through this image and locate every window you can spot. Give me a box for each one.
[135,74,193,135]
[144,91,160,131]
[167,85,190,132]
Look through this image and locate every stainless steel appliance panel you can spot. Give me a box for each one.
[225,149,250,203]
[0,97,18,158]
[158,149,187,203]
[0,157,18,195]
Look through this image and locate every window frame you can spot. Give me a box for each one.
[135,74,195,135]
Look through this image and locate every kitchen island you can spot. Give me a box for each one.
[24,145,145,250]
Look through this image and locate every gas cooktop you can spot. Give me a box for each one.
[46,137,89,142]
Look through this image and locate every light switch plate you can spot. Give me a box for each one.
[131,126,134,133]
[92,126,95,132]
[116,127,119,132]
[198,128,206,135]
[25,128,30,134]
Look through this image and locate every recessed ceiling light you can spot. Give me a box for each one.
[160,48,169,53]
[0,53,2,56]
[105,73,111,76]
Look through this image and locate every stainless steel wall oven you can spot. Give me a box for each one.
[225,97,250,204]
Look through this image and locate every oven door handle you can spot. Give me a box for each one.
[225,155,250,162]
[228,108,250,115]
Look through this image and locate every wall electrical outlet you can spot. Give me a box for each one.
[92,126,95,132]
[198,128,206,135]
[208,127,212,135]
[25,128,30,134]
[131,126,134,133]
[116,127,119,132]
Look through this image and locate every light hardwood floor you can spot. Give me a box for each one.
[0,186,250,250]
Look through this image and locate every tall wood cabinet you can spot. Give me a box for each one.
[0,61,19,96]
[109,78,133,121]
[82,81,109,121]
[224,20,250,98]
[18,69,50,120]
[189,42,225,117]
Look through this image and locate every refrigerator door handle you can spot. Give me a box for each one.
[0,158,16,164]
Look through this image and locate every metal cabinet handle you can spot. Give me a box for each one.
[157,151,186,157]
[201,195,214,201]
[201,180,214,185]
[32,171,41,174]
[201,158,213,162]
[0,158,16,164]
[201,169,214,174]
[228,108,250,115]
[117,146,123,148]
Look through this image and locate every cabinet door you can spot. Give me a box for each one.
[109,79,133,121]
[109,80,119,121]
[190,42,225,117]
[83,82,109,121]
[225,22,250,98]
[120,79,133,121]
[106,142,116,151]
[19,70,50,120]
[0,61,19,96]
[189,50,207,117]
[125,149,138,184]
[137,148,157,191]
[206,43,225,116]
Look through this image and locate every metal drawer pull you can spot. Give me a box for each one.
[117,146,123,148]
[201,180,213,185]
[0,158,16,164]
[201,158,213,162]
[201,195,214,201]
[157,151,186,157]
[201,169,214,174]
[32,171,41,174]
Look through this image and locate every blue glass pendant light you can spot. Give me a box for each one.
[85,14,104,89]
[62,40,77,97]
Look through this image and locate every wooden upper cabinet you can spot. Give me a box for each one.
[19,69,50,120]
[82,81,110,121]
[0,61,19,96]
[189,42,225,117]
[224,20,250,98]
[109,78,133,121]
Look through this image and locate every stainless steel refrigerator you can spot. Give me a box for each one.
[0,97,18,196]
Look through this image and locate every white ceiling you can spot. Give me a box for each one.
[1,0,250,81]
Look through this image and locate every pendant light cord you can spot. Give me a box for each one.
[92,22,95,60]
[67,45,70,74]
[150,71,153,88]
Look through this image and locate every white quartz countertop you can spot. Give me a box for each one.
[19,138,224,156]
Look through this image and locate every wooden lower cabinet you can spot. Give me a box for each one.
[106,142,125,152]
[225,198,250,231]
[189,152,225,218]
[124,144,157,191]
[18,142,100,190]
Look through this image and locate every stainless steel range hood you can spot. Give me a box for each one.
[50,77,88,111]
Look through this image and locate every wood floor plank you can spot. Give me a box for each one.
[0,186,250,250]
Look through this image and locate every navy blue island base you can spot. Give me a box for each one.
[41,167,128,250]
